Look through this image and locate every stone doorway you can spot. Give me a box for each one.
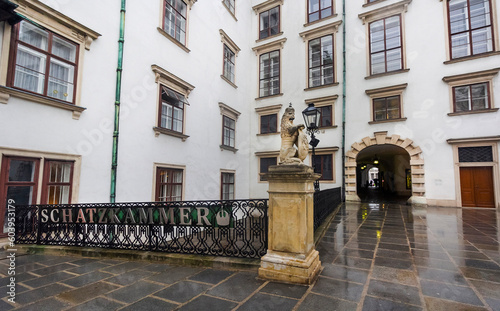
[345,131,426,205]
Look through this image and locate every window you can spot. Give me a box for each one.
[160,86,185,133]
[152,65,194,140]
[312,154,333,180]
[309,35,334,87]
[365,83,407,123]
[259,50,280,97]
[453,83,491,112]
[308,0,333,23]
[156,167,183,202]
[259,157,277,181]
[318,105,332,127]
[0,1,99,119]
[8,21,78,103]
[220,30,241,87]
[443,68,499,115]
[222,116,236,148]
[256,104,282,134]
[260,114,278,134]
[41,160,74,204]
[373,96,401,121]
[448,0,494,59]
[369,15,402,75]
[221,172,235,200]
[223,45,235,84]
[305,95,337,128]
[223,0,235,15]
[358,0,411,77]
[300,21,341,89]
[259,6,280,40]
[219,102,240,151]
[0,151,80,236]
[163,0,187,45]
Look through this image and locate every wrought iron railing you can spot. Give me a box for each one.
[314,187,342,231]
[15,199,268,259]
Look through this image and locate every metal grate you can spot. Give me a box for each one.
[314,187,342,231]
[458,146,493,163]
[15,200,268,259]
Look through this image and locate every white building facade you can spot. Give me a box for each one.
[0,0,499,235]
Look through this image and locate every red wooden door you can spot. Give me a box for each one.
[460,167,495,208]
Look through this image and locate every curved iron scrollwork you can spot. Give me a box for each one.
[14,199,268,259]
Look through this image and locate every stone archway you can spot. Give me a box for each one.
[345,131,426,205]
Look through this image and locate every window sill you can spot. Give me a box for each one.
[255,93,284,101]
[220,75,238,88]
[365,69,409,80]
[305,83,339,91]
[0,86,86,120]
[369,117,407,124]
[362,0,387,7]
[256,32,284,44]
[220,145,238,153]
[444,51,500,65]
[153,127,189,141]
[303,14,339,27]
[157,27,190,53]
[257,132,280,136]
[448,108,499,116]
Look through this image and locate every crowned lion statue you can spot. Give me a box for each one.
[279,104,309,164]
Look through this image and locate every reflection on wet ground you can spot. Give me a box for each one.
[314,202,500,310]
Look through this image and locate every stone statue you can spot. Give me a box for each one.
[279,104,309,164]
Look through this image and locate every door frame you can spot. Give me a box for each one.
[449,137,500,209]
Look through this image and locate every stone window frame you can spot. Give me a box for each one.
[0,0,100,120]
[220,169,236,200]
[220,29,240,88]
[439,0,500,64]
[255,104,282,135]
[157,0,197,53]
[300,21,342,90]
[442,67,500,116]
[447,136,500,208]
[358,0,412,79]
[219,102,240,153]
[305,95,338,129]
[152,163,186,202]
[365,83,408,124]
[0,147,82,205]
[255,151,279,183]
[252,38,287,100]
[152,64,195,141]
[309,147,339,183]
[252,0,284,43]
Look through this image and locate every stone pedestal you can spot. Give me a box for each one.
[258,164,321,285]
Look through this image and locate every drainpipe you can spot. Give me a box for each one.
[110,0,126,203]
[341,0,347,202]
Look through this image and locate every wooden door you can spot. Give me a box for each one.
[460,167,495,208]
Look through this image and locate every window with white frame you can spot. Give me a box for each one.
[223,0,235,15]
[365,83,407,123]
[223,45,235,83]
[219,102,240,151]
[220,30,240,87]
[309,35,334,87]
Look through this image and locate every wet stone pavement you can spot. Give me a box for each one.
[1,202,500,310]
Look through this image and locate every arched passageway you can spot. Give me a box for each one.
[345,131,426,204]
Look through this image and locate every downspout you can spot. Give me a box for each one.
[341,0,347,202]
[110,0,126,203]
